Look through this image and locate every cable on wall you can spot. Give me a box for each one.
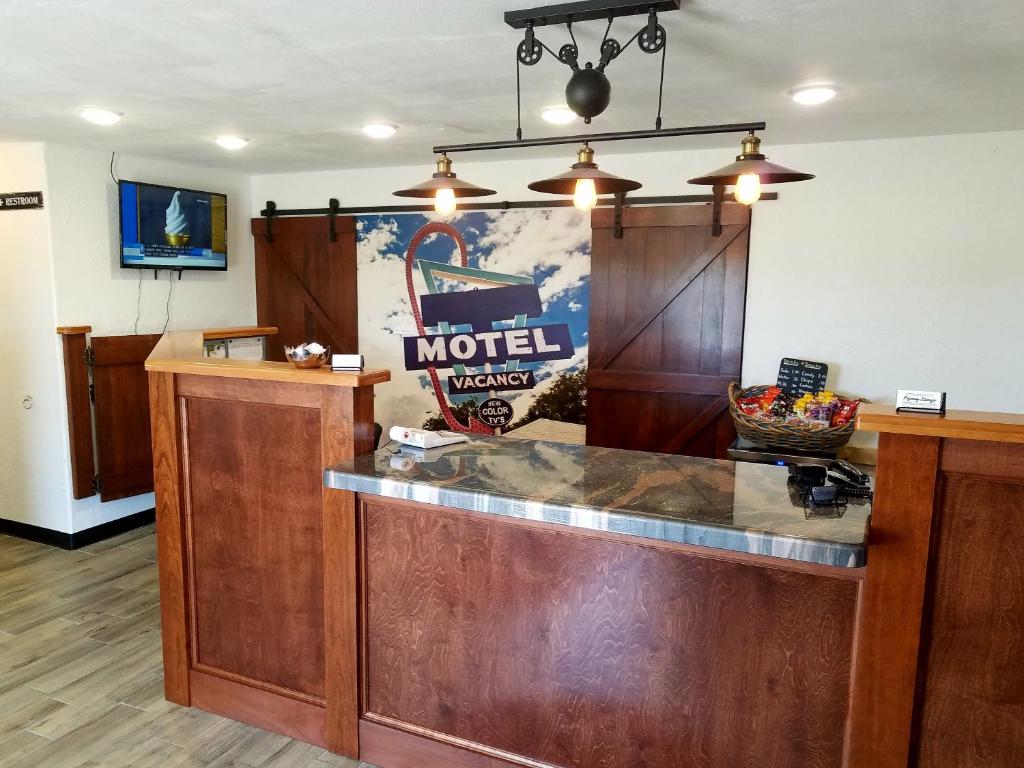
[109,152,119,184]
[162,270,173,333]
[133,269,143,334]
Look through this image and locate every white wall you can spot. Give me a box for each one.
[252,130,1023,449]
[42,144,256,531]
[0,141,256,534]
[0,143,72,531]
[46,144,256,336]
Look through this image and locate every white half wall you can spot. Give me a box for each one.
[0,143,71,532]
[252,130,1023,449]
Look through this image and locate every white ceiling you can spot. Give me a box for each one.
[1,0,1022,173]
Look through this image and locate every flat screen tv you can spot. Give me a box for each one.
[119,180,227,270]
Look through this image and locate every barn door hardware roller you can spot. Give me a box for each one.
[265,200,277,243]
[327,198,340,242]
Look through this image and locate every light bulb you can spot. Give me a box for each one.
[80,107,122,125]
[573,178,597,211]
[734,174,762,205]
[362,123,397,139]
[434,188,457,217]
[790,85,838,106]
[542,106,576,125]
[215,136,249,150]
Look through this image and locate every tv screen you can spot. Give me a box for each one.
[119,181,227,270]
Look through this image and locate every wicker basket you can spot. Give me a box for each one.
[728,382,859,452]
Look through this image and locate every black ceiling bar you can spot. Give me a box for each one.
[257,192,777,219]
[504,0,681,29]
[432,122,765,154]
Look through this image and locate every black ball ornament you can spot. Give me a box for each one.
[565,63,611,123]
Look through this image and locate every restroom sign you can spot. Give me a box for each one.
[0,191,44,210]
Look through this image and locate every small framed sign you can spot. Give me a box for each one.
[777,358,829,396]
[895,390,946,414]
[0,191,44,211]
[477,397,514,428]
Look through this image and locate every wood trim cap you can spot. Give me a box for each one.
[856,403,1024,444]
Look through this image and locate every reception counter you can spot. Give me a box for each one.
[326,439,868,767]
[147,355,1024,768]
[145,331,389,753]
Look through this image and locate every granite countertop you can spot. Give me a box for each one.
[324,437,871,568]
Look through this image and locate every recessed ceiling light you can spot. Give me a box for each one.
[789,85,838,106]
[362,123,398,139]
[80,107,122,125]
[215,136,249,150]
[542,106,577,125]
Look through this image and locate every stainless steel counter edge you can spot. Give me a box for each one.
[324,468,865,568]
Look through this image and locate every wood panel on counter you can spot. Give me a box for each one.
[850,407,1024,768]
[915,443,1024,767]
[184,389,326,699]
[358,495,861,768]
[147,331,387,757]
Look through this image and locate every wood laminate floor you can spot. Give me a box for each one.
[0,527,375,768]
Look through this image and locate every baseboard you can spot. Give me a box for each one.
[0,508,155,550]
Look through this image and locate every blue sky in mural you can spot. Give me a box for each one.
[355,209,591,431]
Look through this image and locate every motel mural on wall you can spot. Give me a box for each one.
[355,209,591,434]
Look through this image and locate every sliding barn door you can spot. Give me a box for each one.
[251,216,358,361]
[587,204,750,459]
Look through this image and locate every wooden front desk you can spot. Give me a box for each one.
[146,330,388,754]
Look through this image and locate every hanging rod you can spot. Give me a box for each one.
[257,192,777,218]
[432,121,765,154]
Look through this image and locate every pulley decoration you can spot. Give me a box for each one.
[507,0,678,127]
[388,0,814,230]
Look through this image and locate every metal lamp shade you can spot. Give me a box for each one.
[689,133,814,186]
[688,156,815,186]
[529,164,642,195]
[394,154,496,199]
[393,174,496,198]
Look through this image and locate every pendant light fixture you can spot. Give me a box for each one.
[528,143,642,211]
[688,131,814,205]
[394,153,496,216]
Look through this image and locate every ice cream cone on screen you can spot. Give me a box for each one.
[164,190,190,246]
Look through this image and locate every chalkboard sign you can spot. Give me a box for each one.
[777,358,829,396]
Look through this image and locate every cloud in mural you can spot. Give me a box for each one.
[475,209,590,305]
[356,209,590,434]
